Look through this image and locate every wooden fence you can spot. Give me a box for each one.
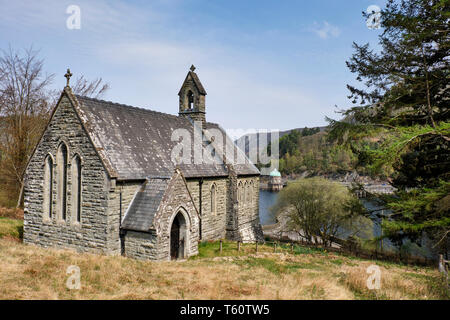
[219,239,295,254]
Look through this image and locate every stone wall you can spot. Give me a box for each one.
[124,172,199,261]
[122,230,158,260]
[185,177,228,240]
[236,176,264,242]
[225,168,263,242]
[107,181,142,255]
[184,175,263,243]
[23,93,114,254]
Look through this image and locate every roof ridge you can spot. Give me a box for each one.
[75,94,220,126]
[75,94,183,121]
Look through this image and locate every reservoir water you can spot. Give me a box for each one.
[258,189,437,259]
[258,190,278,225]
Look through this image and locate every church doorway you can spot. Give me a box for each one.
[170,211,186,260]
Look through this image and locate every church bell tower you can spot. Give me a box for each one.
[178,65,207,126]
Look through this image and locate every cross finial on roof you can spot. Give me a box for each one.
[64,68,73,87]
[190,64,196,72]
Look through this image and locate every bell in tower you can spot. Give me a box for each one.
[178,65,207,126]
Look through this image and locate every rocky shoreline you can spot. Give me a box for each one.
[260,171,396,194]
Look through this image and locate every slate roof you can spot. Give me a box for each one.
[73,94,259,180]
[121,178,168,232]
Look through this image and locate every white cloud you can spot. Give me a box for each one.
[97,39,326,131]
[0,0,335,131]
[311,21,341,39]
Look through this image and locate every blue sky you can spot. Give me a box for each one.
[0,0,385,134]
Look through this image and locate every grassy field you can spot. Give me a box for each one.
[0,217,23,240]
[0,217,448,300]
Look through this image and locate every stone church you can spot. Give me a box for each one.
[23,66,263,261]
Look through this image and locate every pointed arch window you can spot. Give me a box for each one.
[238,182,243,206]
[43,155,53,219]
[243,182,247,205]
[210,183,216,215]
[247,181,252,207]
[56,142,68,221]
[71,155,82,223]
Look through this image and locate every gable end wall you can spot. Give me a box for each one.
[23,94,114,254]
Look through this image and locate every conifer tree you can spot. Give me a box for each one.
[328,0,449,256]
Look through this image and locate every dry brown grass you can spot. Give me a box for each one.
[0,207,24,219]
[0,238,447,300]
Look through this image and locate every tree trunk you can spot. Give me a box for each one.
[423,49,436,129]
[16,181,24,208]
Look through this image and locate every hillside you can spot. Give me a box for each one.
[0,217,447,300]
[235,127,326,160]
[235,127,362,177]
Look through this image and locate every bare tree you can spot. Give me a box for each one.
[0,46,54,207]
[72,75,109,99]
[0,46,110,208]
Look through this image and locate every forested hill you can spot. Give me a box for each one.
[236,127,360,177]
[235,127,325,162]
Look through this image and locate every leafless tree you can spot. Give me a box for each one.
[72,75,109,99]
[0,46,110,208]
[0,46,54,207]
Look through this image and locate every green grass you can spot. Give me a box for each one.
[194,240,331,275]
[193,240,274,258]
[0,217,23,239]
[235,257,285,275]
[194,240,330,260]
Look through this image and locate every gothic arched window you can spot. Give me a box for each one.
[247,181,252,207]
[71,155,82,223]
[56,142,68,221]
[210,183,216,215]
[43,154,53,219]
[238,182,243,206]
[243,181,247,205]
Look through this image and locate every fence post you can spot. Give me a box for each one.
[439,254,449,287]
[291,243,294,254]
[237,241,241,252]
[439,254,447,274]
[255,241,258,253]
[274,242,277,253]
[219,239,223,254]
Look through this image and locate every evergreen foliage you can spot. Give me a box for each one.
[327,0,449,255]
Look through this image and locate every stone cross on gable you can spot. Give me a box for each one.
[190,65,196,72]
[64,68,73,87]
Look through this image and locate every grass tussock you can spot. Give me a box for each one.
[0,238,447,300]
